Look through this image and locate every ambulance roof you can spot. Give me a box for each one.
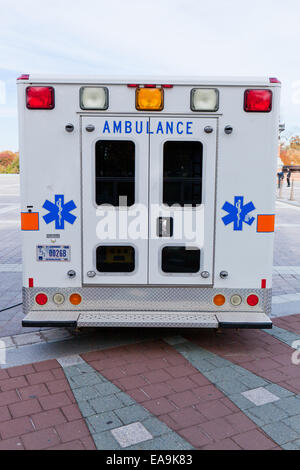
[17,75,280,87]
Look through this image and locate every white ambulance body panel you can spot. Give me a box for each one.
[17,75,280,329]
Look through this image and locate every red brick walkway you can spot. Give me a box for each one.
[185,324,300,395]
[273,314,300,334]
[1,316,300,450]
[0,359,95,450]
[82,341,278,450]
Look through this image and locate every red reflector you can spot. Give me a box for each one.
[269,77,281,84]
[26,87,55,109]
[29,278,34,288]
[144,84,156,88]
[35,293,48,305]
[162,84,173,88]
[244,89,272,112]
[261,279,266,289]
[247,294,259,306]
[17,74,30,81]
[127,84,139,88]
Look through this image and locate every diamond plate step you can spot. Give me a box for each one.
[77,311,218,328]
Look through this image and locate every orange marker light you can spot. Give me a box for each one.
[213,294,226,306]
[136,88,164,111]
[257,214,275,233]
[69,293,82,305]
[21,212,39,230]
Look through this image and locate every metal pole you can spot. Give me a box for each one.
[279,178,283,198]
[289,178,295,201]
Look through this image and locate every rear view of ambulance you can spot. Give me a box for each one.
[17,75,280,329]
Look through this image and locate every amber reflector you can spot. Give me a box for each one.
[213,294,226,306]
[136,88,163,111]
[257,214,275,232]
[21,212,39,230]
[69,293,82,305]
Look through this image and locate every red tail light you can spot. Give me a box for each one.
[26,87,55,109]
[162,84,173,88]
[244,89,272,112]
[35,293,48,305]
[247,294,259,306]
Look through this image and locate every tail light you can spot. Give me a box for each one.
[247,294,259,306]
[35,293,48,305]
[244,89,272,112]
[26,86,55,109]
[69,293,82,305]
[213,294,226,306]
[53,293,65,305]
[230,295,242,306]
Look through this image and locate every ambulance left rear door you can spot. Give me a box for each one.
[81,116,149,285]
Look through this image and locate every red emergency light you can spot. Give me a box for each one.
[244,89,272,112]
[26,86,55,109]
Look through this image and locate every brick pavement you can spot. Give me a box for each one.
[1,316,300,449]
[0,358,95,450]
[81,340,278,450]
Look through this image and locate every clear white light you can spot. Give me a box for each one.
[191,88,219,111]
[81,87,108,109]
[230,295,242,306]
[53,293,65,305]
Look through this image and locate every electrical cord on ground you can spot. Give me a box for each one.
[0,303,22,313]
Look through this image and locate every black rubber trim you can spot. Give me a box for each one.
[219,322,272,329]
[22,320,77,328]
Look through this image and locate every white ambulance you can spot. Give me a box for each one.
[17,75,280,329]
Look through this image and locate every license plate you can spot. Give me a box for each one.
[37,245,71,262]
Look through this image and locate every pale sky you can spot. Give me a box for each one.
[0,0,300,151]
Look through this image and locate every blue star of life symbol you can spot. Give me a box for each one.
[222,196,255,231]
[42,195,77,230]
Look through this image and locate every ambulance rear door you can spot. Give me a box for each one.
[148,117,217,285]
[81,116,149,285]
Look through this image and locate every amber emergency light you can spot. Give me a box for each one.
[136,87,164,111]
